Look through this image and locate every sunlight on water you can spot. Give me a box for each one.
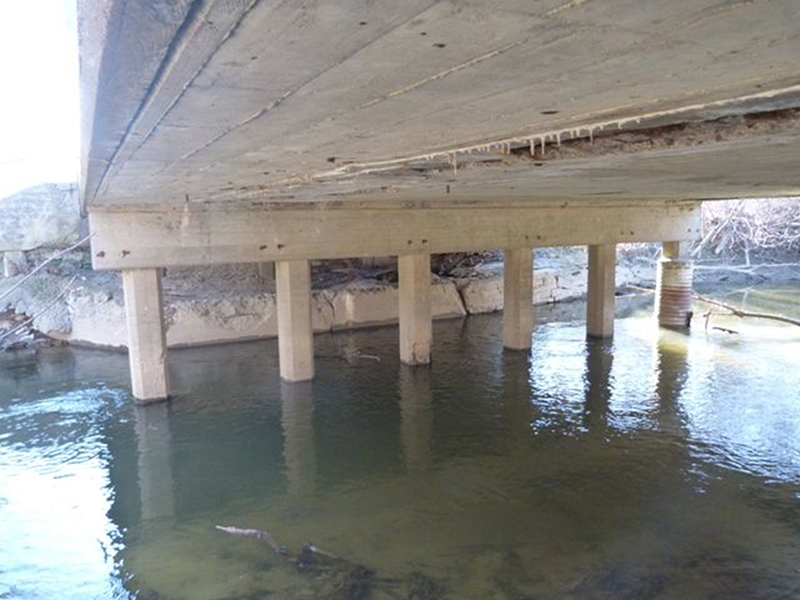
[1,288,800,599]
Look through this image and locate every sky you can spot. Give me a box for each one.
[0,0,79,198]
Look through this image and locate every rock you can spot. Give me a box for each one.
[0,183,82,252]
[457,260,653,315]
[0,247,659,350]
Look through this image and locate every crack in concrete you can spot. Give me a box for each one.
[359,39,527,110]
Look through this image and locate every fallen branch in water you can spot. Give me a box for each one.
[216,524,445,599]
[712,326,739,335]
[215,525,287,555]
[620,285,655,295]
[216,525,340,561]
[620,286,799,329]
[693,294,800,328]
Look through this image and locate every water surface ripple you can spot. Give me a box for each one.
[1,292,799,599]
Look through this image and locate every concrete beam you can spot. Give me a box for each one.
[122,268,169,402]
[586,244,617,339]
[89,200,701,270]
[398,253,432,366]
[275,259,314,381]
[503,248,533,350]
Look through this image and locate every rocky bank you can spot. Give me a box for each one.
[0,248,658,350]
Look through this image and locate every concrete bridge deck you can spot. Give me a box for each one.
[78,0,800,401]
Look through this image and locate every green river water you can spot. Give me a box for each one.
[1,287,799,599]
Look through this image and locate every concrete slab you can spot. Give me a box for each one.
[79,0,800,208]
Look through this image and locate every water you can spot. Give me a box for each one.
[1,288,800,599]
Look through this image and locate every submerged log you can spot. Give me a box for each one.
[215,524,445,599]
[215,525,286,555]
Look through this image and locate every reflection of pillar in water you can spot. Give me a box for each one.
[653,330,691,434]
[583,340,613,433]
[501,352,533,452]
[134,403,175,521]
[280,381,316,496]
[399,366,433,473]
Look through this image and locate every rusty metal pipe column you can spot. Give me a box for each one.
[655,242,694,329]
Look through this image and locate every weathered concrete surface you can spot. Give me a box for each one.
[0,184,82,251]
[79,1,800,209]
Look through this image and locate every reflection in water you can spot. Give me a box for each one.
[280,381,316,496]
[2,288,800,599]
[583,339,613,433]
[653,330,691,436]
[134,403,175,522]
[399,366,433,472]
[500,351,533,452]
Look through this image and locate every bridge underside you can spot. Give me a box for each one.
[78,0,800,400]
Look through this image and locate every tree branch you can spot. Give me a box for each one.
[693,294,800,327]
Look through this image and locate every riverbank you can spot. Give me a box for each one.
[1,246,798,351]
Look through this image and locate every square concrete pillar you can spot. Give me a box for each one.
[276,259,314,381]
[398,253,432,365]
[586,244,617,339]
[503,248,534,350]
[122,268,169,402]
[258,261,275,284]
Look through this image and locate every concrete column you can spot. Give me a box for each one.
[656,241,694,329]
[122,268,169,402]
[258,261,275,285]
[276,260,314,381]
[398,253,432,365]
[503,248,534,350]
[586,243,617,339]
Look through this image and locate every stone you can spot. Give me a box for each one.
[0,183,82,252]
